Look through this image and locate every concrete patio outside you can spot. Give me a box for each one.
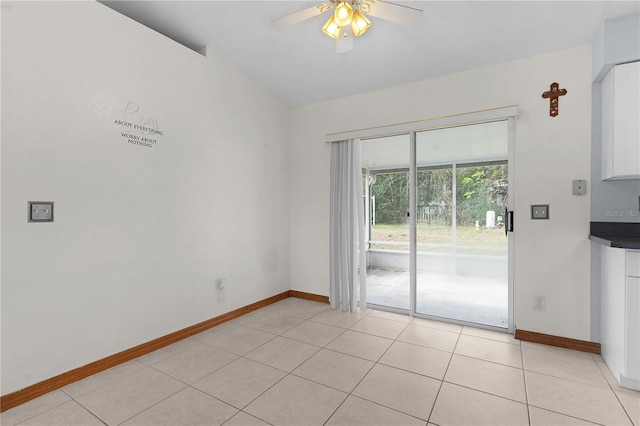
[365,266,508,328]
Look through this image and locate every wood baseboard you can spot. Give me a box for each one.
[0,290,291,413]
[515,329,601,354]
[288,290,329,304]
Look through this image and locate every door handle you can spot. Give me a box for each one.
[505,208,508,237]
[505,208,514,236]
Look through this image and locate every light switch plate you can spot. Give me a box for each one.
[28,201,54,222]
[572,179,587,195]
[531,204,549,220]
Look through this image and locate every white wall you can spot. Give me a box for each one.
[290,46,593,341]
[1,1,290,395]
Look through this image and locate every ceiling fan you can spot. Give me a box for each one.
[272,0,423,53]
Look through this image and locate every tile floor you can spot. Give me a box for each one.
[2,297,639,426]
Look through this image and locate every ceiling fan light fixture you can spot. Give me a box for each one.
[322,15,342,39]
[351,10,371,37]
[333,1,354,27]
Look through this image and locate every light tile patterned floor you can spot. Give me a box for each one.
[2,298,639,426]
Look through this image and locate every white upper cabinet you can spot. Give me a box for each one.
[602,61,640,180]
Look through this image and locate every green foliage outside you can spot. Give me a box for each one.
[369,164,508,226]
[369,172,410,224]
[456,164,508,226]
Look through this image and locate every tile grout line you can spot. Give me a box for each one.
[520,337,532,426]
[600,361,637,426]
[424,326,462,425]
[9,393,107,426]
[593,352,637,423]
[62,391,109,426]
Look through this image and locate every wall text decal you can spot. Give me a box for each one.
[113,101,164,148]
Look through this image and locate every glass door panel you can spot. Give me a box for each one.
[452,163,508,327]
[415,122,508,327]
[415,167,455,313]
[361,135,410,311]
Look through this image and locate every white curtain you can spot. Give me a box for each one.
[330,139,367,312]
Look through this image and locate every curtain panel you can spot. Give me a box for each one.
[329,139,367,312]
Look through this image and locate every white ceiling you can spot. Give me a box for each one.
[100,1,639,107]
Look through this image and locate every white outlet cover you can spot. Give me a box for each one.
[531,204,549,220]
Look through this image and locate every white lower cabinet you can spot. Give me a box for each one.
[601,247,640,390]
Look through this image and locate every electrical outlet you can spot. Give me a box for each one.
[531,205,549,220]
[533,295,546,311]
[217,278,226,302]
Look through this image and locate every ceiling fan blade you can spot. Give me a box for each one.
[336,26,353,53]
[271,3,333,30]
[361,0,423,26]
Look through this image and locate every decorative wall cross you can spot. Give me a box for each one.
[541,82,567,117]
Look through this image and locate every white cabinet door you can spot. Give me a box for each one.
[601,246,626,380]
[625,276,640,387]
[602,61,640,180]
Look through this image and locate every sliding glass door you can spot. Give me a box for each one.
[362,120,511,329]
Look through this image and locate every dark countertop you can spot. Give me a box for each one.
[590,222,640,249]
